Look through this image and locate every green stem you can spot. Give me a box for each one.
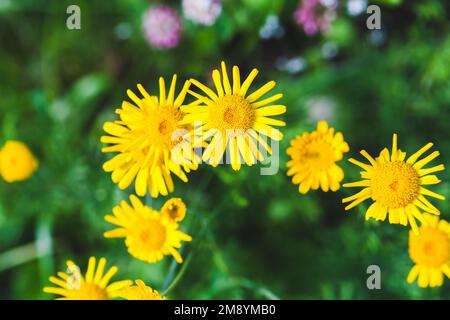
[0,239,52,273]
[161,171,215,292]
[162,253,193,296]
[161,205,221,294]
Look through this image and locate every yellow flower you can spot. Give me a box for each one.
[0,140,38,183]
[181,61,286,171]
[43,257,132,300]
[407,215,450,288]
[119,279,166,300]
[101,75,200,198]
[286,121,349,193]
[104,195,192,264]
[161,197,187,222]
[343,134,445,233]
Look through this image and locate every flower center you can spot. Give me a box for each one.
[423,241,436,256]
[68,283,109,300]
[166,205,179,220]
[143,106,183,149]
[209,94,255,132]
[371,161,420,208]
[158,120,170,135]
[137,220,167,250]
[299,140,335,170]
[410,227,450,268]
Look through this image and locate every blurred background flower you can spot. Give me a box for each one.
[305,96,336,123]
[294,0,338,36]
[142,5,182,49]
[259,15,285,39]
[346,0,367,16]
[0,141,38,183]
[182,0,222,26]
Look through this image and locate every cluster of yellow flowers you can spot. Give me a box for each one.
[287,123,449,288]
[3,61,448,297]
[42,61,287,300]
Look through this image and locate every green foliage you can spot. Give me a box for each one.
[0,0,449,299]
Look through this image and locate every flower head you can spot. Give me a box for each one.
[181,61,286,171]
[104,195,192,264]
[182,0,222,26]
[101,76,200,198]
[294,0,337,36]
[0,140,38,183]
[305,96,335,123]
[43,257,132,300]
[343,134,445,233]
[287,121,349,193]
[143,5,182,49]
[119,279,166,300]
[407,215,450,288]
[161,197,187,222]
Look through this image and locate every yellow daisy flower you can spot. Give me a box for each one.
[43,257,132,300]
[181,61,286,170]
[119,279,166,300]
[104,195,192,264]
[161,197,187,222]
[0,140,38,183]
[286,121,349,193]
[407,215,450,288]
[343,134,445,233]
[101,75,200,198]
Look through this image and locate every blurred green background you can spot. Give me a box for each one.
[1,0,450,299]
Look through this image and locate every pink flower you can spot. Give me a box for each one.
[294,0,338,36]
[142,6,182,49]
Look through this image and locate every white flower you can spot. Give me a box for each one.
[182,0,222,26]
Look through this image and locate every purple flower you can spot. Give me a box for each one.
[142,6,182,49]
[294,0,338,36]
[182,0,222,26]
